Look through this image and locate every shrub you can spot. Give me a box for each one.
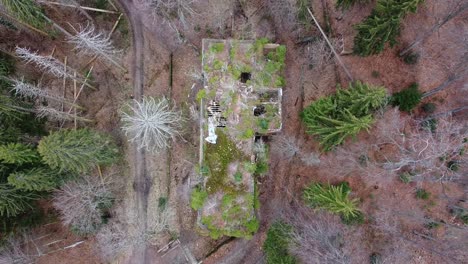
[370,253,382,264]
[403,51,419,65]
[391,83,422,112]
[263,222,297,264]
[421,102,436,114]
[38,129,119,174]
[422,118,437,132]
[190,188,208,210]
[450,206,468,225]
[447,160,459,172]
[415,188,430,200]
[399,172,413,183]
[303,182,363,224]
[371,70,380,78]
[255,161,269,176]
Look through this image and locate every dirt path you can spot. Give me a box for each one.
[116,1,151,263]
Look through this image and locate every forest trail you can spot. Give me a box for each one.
[116,1,151,263]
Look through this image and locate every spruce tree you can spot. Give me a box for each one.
[0,143,39,165]
[0,0,49,30]
[0,184,39,217]
[8,167,59,191]
[353,0,424,56]
[302,82,387,151]
[38,129,119,173]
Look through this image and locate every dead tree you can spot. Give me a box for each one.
[97,207,173,261]
[0,235,35,264]
[68,24,123,70]
[399,1,468,57]
[143,0,196,27]
[421,59,468,98]
[15,47,75,79]
[52,175,114,234]
[285,208,350,264]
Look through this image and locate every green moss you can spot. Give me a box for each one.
[213,59,224,70]
[205,131,246,194]
[234,171,243,182]
[191,188,208,210]
[253,38,270,53]
[210,43,225,53]
[196,89,207,102]
[242,128,255,139]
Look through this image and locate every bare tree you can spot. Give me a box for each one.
[272,136,300,159]
[286,209,350,264]
[121,97,184,151]
[272,136,320,166]
[305,37,344,70]
[52,175,114,234]
[67,24,123,70]
[375,109,467,182]
[399,0,468,56]
[97,207,174,261]
[143,0,196,27]
[328,108,467,184]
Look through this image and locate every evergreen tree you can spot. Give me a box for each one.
[336,0,369,10]
[0,184,39,217]
[302,82,387,151]
[38,129,119,173]
[8,167,59,191]
[353,0,424,56]
[0,0,49,30]
[303,182,363,223]
[0,143,39,165]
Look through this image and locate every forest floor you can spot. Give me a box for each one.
[5,0,466,263]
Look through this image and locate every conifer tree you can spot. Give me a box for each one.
[353,0,424,56]
[38,129,119,174]
[0,0,49,30]
[305,110,374,151]
[8,167,59,191]
[302,82,386,151]
[0,184,39,217]
[0,143,39,165]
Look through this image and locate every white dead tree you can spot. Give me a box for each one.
[10,78,80,108]
[121,97,183,151]
[52,175,114,235]
[67,25,124,70]
[36,106,91,123]
[15,47,75,79]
